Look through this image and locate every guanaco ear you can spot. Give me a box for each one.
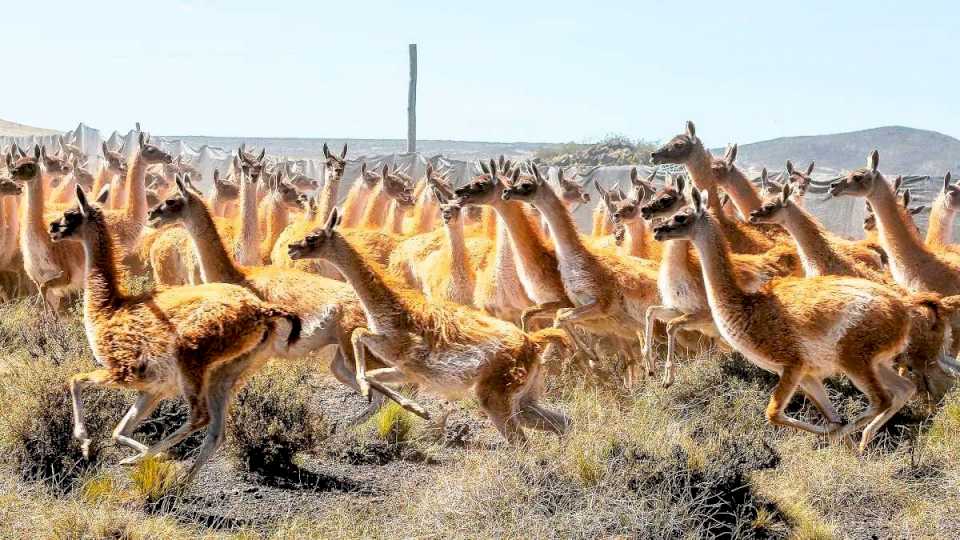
[531,163,544,185]
[806,161,815,176]
[257,148,265,162]
[893,175,903,193]
[488,159,497,176]
[95,184,111,204]
[691,187,705,214]
[322,143,330,160]
[781,181,793,204]
[323,207,340,235]
[381,164,389,178]
[430,184,447,204]
[594,179,609,201]
[725,143,737,166]
[509,168,520,186]
[629,167,639,187]
[40,145,48,161]
[785,160,795,175]
[4,152,11,169]
[340,143,347,160]
[902,189,911,208]
[213,168,221,184]
[944,171,952,192]
[675,174,685,194]
[138,132,146,149]
[75,184,91,215]
[720,192,730,208]
[910,205,926,216]
[760,168,768,190]
[360,162,367,175]
[479,160,489,175]
[175,174,189,197]
[868,149,879,172]
[685,120,696,139]
[101,142,109,158]
[33,145,41,160]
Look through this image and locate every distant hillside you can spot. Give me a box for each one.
[0,118,59,137]
[719,126,960,176]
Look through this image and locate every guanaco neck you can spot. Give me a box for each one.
[490,199,560,288]
[720,168,763,216]
[689,214,749,309]
[324,237,405,333]
[622,218,652,257]
[341,182,371,228]
[82,219,124,314]
[384,201,406,234]
[446,215,471,284]
[262,195,290,257]
[125,152,147,223]
[778,204,845,276]
[680,147,722,211]
[361,186,390,229]
[531,189,593,265]
[925,194,955,247]
[315,168,342,226]
[90,166,110,201]
[867,179,938,266]
[23,176,50,242]
[236,177,260,266]
[182,199,247,284]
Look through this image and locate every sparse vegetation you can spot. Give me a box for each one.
[0,298,959,538]
[228,362,327,475]
[535,133,659,166]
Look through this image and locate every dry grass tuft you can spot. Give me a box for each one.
[373,401,414,444]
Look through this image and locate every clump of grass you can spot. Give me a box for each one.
[79,472,120,505]
[130,456,182,507]
[373,401,414,444]
[228,362,326,475]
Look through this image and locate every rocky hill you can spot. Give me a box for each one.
[720,126,960,176]
[0,118,59,137]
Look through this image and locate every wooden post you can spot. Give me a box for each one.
[407,44,417,153]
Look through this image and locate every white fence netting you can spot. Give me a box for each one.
[2,124,951,240]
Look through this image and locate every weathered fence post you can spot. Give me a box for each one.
[407,44,417,153]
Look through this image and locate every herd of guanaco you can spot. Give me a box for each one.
[2,119,959,482]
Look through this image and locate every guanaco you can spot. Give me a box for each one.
[639,175,797,386]
[8,146,85,311]
[653,187,918,452]
[288,208,572,444]
[54,185,300,482]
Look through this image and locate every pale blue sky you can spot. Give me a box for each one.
[4,0,957,144]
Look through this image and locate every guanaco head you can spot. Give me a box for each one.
[147,174,200,228]
[287,207,344,260]
[652,188,710,242]
[425,164,455,200]
[556,167,591,206]
[101,142,127,176]
[6,145,42,184]
[594,179,624,214]
[72,157,95,190]
[432,184,462,224]
[0,178,23,196]
[501,162,553,203]
[640,174,687,221]
[650,121,702,165]
[748,182,794,225]
[828,150,882,198]
[358,162,380,189]
[709,143,739,188]
[212,169,240,201]
[610,168,658,224]
[137,133,173,165]
[40,145,73,178]
[237,144,266,180]
[939,171,960,211]
[453,159,507,206]
[57,134,84,161]
[381,166,415,208]
[785,160,814,199]
[323,142,347,187]
[50,185,104,243]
